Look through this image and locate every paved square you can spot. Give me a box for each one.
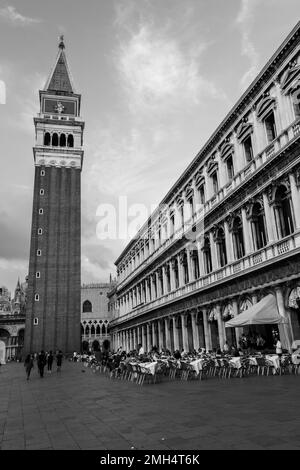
[0,361,299,450]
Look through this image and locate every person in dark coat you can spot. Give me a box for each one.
[37,351,46,378]
[24,354,34,380]
[47,350,54,373]
[56,350,63,372]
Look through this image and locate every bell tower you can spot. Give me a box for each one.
[24,37,84,354]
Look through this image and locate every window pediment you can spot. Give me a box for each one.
[236,121,253,141]
[281,62,300,94]
[256,95,276,120]
[220,142,234,159]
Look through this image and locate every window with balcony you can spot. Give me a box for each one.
[180,205,184,227]
[264,111,277,143]
[170,214,175,235]
[226,155,234,181]
[292,90,300,119]
[203,236,212,274]
[215,227,227,267]
[274,185,295,238]
[211,171,219,194]
[243,135,254,162]
[188,196,194,218]
[192,251,200,279]
[198,184,205,205]
[251,202,268,250]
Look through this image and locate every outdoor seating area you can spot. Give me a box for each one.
[80,349,300,386]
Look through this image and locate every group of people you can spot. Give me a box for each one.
[24,350,63,380]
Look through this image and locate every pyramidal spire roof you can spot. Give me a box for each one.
[44,35,76,94]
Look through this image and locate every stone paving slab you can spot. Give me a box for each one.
[0,361,300,450]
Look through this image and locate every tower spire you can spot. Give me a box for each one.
[58,34,65,50]
[44,36,75,94]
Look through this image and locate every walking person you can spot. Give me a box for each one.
[24,354,34,380]
[37,350,46,378]
[47,350,54,373]
[56,350,63,373]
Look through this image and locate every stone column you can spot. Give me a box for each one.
[158,319,164,351]
[178,254,185,286]
[186,250,193,283]
[289,171,300,229]
[224,220,234,263]
[165,317,171,351]
[202,308,212,351]
[191,309,200,351]
[209,232,218,271]
[263,192,276,242]
[170,259,176,291]
[232,298,241,346]
[172,316,180,350]
[181,312,189,352]
[241,207,253,254]
[162,265,168,295]
[275,286,292,353]
[141,325,146,351]
[147,323,152,352]
[152,322,157,348]
[216,305,225,350]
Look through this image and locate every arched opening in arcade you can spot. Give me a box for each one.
[82,341,89,352]
[92,340,100,351]
[288,286,300,341]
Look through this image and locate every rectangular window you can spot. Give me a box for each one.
[292,91,300,119]
[180,206,184,226]
[212,171,219,194]
[243,135,253,162]
[265,111,277,143]
[170,214,175,235]
[198,185,205,205]
[188,196,194,217]
[34,294,39,301]
[226,155,234,181]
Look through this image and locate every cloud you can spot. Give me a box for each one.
[114,18,226,112]
[236,0,260,89]
[0,5,41,26]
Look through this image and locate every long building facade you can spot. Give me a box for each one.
[110,23,300,354]
[24,37,84,355]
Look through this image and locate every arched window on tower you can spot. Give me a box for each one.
[67,134,74,148]
[83,300,92,313]
[232,216,245,260]
[52,133,58,146]
[60,133,66,147]
[251,202,267,250]
[44,132,51,146]
[274,185,295,238]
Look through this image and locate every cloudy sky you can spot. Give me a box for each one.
[0,0,300,293]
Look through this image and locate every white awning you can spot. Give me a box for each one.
[225,294,288,328]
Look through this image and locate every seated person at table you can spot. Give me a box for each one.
[173,350,181,360]
[138,344,144,356]
[223,341,229,353]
